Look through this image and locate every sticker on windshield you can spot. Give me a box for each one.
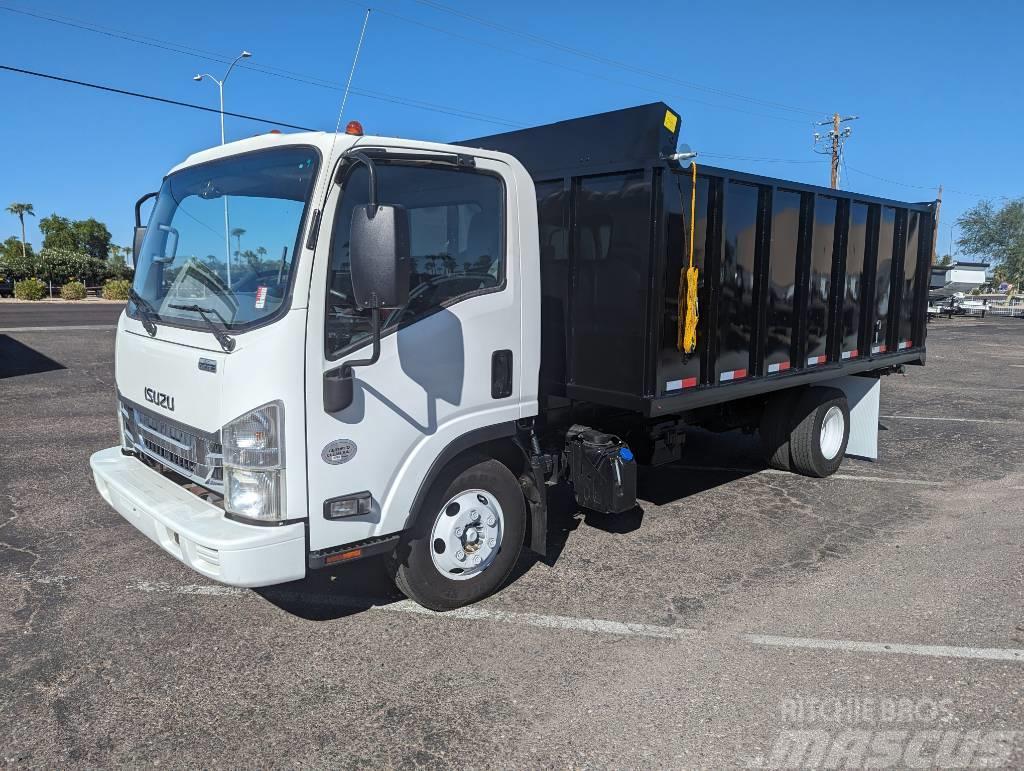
[255,286,268,309]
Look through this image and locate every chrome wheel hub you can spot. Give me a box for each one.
[430,489,504,580]
[819,405,845,460]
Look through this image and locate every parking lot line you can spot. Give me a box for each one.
[879,415,1020,425]
[671,465,944,486]
[744,633,1024,662]
[384,600,698,639]
[25,576,1024,661]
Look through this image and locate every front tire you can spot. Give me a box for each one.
[390,455,526,611]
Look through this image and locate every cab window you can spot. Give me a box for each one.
[325,162,504,359]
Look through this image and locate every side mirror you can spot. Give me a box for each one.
[133,191,159,268]
[132,226,146,267]
[349,203,410,310]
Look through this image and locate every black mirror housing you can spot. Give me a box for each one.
[349,204,410,310]
[132,226,146,267]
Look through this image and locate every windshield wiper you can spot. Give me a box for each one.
[168,303,236,352]
[128,288,159,337]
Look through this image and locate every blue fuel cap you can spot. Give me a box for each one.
[619,447,634,462]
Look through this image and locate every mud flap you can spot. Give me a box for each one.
[819,375,880,460]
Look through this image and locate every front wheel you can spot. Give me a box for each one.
[389,455,526,611]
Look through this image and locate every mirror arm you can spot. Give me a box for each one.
[135,191,158,228]
[342,150,378,209]
[323,307,381,413]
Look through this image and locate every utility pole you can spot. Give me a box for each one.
[813,113,858,189]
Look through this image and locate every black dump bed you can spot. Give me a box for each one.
[461,103,935,416]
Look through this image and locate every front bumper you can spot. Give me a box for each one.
[90,447,305,587]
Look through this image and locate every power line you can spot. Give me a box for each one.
[0,3,523,128]
[844,165,1013,200]
[353,1,813,126]
[0,1,811,127]
[699,153,825,164]
[412,0,828,117]
[0,64,318,130]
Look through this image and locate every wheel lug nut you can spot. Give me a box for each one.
[471,511,481,522]
[455,526,464,537]
[472,555,481,566]
[456,550,465,561]
[487,537,496,547]
[486,516,496,527]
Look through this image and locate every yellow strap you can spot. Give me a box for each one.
[677,162,699,354]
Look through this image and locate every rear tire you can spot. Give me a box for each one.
[789,388,850,478]
[760,390,800,471]
[389,455,526,611]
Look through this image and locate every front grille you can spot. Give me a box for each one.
[120,398,223,490]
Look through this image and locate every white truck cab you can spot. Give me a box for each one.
[92,126,543,609]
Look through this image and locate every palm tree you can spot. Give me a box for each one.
[231,227,246,257]
[6,202,35,260]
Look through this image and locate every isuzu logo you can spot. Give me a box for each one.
[145,387,175,412]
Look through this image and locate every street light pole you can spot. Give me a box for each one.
[194,51,251,286]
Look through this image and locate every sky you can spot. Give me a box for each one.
[1,0,1021,259]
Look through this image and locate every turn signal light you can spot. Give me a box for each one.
[325,548,362,564]
[345,120,364,136]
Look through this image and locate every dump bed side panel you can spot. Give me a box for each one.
[654,165,934,413]
[465,103,934,414]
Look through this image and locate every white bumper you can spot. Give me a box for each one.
[90,447,306,587]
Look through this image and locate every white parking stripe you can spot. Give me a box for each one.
[671,465,943,486]
[385,600,697,640]
[34,577,1024,660]
[744,633,1024,662]
[880,415,1019,425]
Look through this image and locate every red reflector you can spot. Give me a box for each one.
[345,120,364,136]
[682,376,698,389]
[325,548,362,565]
[269,129,281,134]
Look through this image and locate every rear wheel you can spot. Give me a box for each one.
[390,455,526,611]
[760,390,800,471]
[789,388,850,478]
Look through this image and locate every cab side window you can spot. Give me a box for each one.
[325,163,504,359]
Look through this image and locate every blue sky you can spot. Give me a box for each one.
[1,0,1021,258]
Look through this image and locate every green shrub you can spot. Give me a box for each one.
[60,280,87,300]
[103,279,131,301]
[14,277,47,301]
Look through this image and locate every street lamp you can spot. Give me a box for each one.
[193,50,252,145]
[193,50,251,285]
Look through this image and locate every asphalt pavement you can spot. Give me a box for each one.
[1,316,1021,767]
[0,301,124,330]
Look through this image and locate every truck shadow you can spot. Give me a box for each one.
[256,429,765,621]
[254,558,406,621]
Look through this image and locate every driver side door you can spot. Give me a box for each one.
[303,152,527,553]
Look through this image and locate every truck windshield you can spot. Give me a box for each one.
[131,146,319,331]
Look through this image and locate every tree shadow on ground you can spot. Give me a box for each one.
[0,335,66,378]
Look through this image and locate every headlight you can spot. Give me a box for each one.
[222,401,287,523]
